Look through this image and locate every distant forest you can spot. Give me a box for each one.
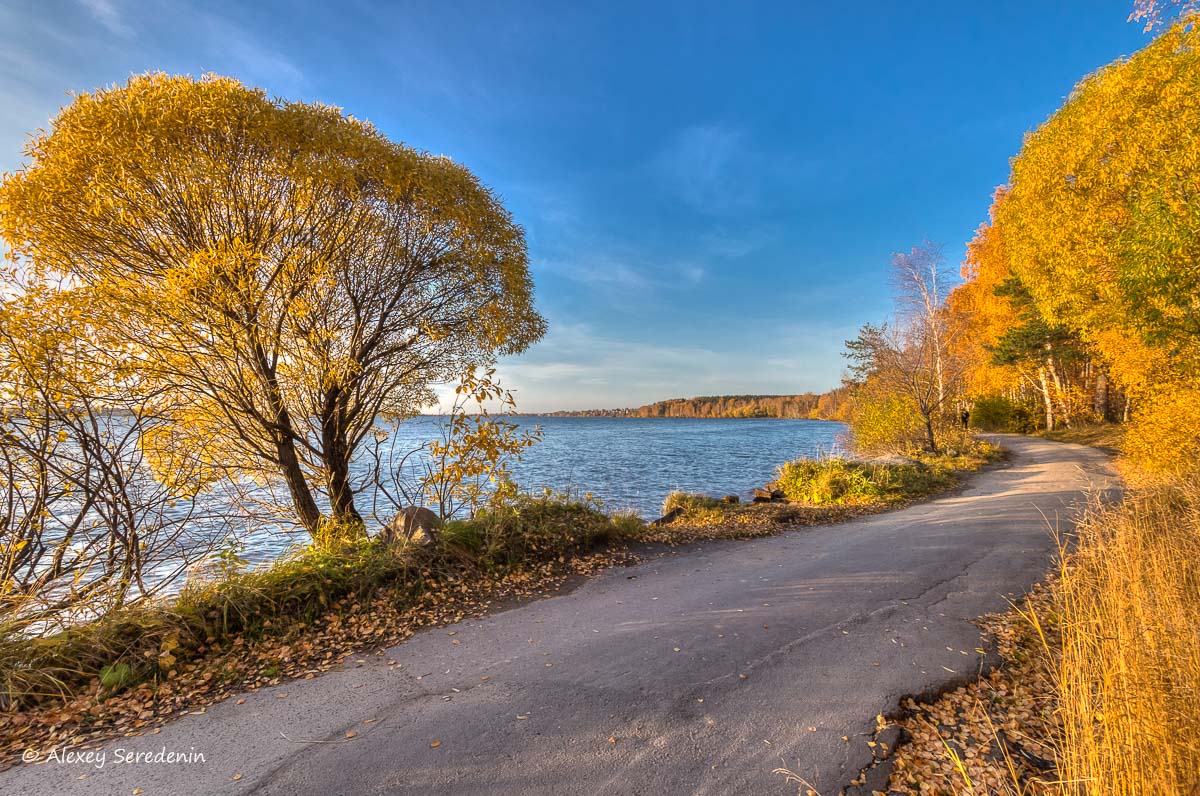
[545,388,851,420]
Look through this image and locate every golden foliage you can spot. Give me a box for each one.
[0,73,546,534]
[1000,21,1200,374]
[945,189,1025,399]
[972,20,1200,468]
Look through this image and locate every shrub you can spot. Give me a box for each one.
[847,391,928,454]
[775,459,886,505]
[659,491,725,524]
[444,492,641,567]
[970,394,1040,433]
[1120,382,1200,484]
[661,491,721,514]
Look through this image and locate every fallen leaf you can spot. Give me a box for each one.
[345,731,357,739]
[430,740,441,748]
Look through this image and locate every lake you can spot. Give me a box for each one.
[177,415,849,569]
[383,415,848,519]
[39,414,850,594]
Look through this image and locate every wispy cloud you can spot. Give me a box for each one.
[536,255,709,304]
[199,10,306,95]
[487,318,847,412]
[653,123,758,214]
[79,0,134,38]
[701,226,777,259]
[538,257,651,293]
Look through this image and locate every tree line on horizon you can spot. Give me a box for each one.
[546,389,852,420]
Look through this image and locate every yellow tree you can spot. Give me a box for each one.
[996,20,1200,474]
[0,74,546,534]
[946,191,1024,400]
[0,272,230,629]
[1000,21,1200,359]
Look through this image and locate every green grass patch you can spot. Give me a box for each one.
[659,491,726,524]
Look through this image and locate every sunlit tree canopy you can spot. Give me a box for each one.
[0,73,546,532]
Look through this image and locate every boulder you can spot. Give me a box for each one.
[720,494,740,504]
[650,507,685,526]
[752,488,775,502]
[380,506,442,546]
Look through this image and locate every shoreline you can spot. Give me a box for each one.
[0,442,997,767]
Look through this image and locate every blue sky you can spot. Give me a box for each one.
[0,1,1150,411]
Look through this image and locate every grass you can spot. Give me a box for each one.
[1050,475,1200,794]
[0,492,640,713]
[0,441,1004,765]
[1038,422,1125,452]
[878,465,1200,796]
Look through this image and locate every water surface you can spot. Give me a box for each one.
[396,415,848,519]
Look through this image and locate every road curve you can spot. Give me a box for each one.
[9,435,1116,796]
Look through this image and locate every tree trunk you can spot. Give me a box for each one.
[1045,351,1070,427]
[923,412,939,454]
[275,433,322,534]
[251,342,323,534]
[1038,367,1055,431]
[321,387,363,528]
[1094,370,1109,421]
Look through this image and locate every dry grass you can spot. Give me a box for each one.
[1037,423,1125,452]
[1051,476,1200,795]
[874,581,1059,796]
[877,478,1200,796]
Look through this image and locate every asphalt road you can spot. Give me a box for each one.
[9,435,1116,796]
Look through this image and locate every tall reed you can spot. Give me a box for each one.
[1053,477,1200,794]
